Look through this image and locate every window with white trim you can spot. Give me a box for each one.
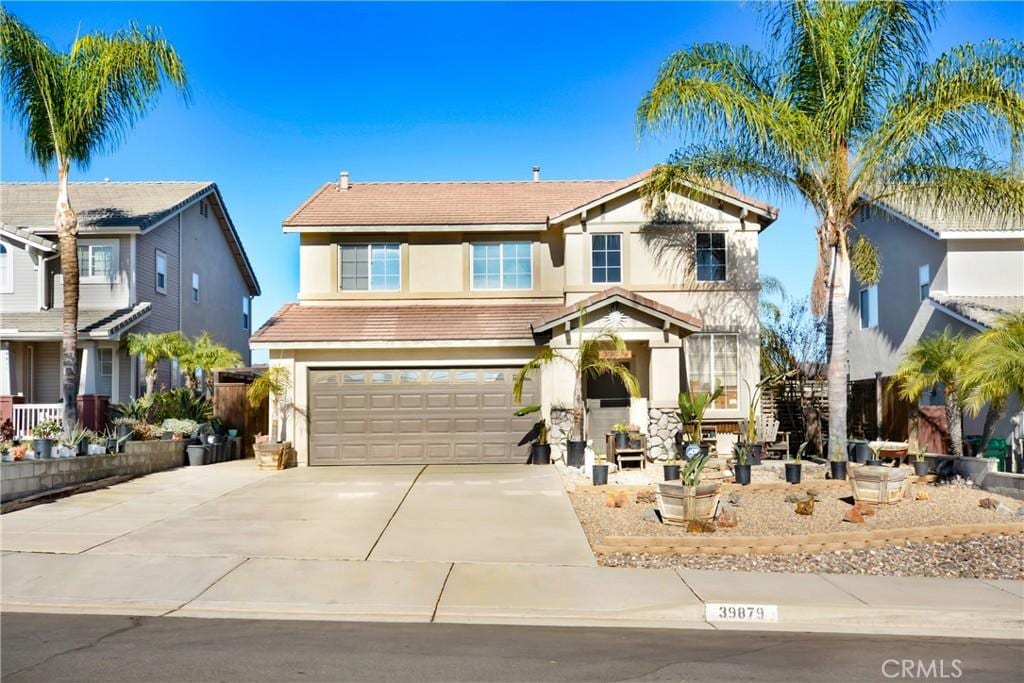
[471,242,532,290]
[339,243,400,291]
[77,240,118,282]
[155,250,167,294]
[0,242,12,293]
[242,297,250,329]
[918,264,930,301]
[191,272,200,303]
[98,348,113,379]
[591,234,622,284]
[695,232,727,281]
[685,333,739,410]
[860,285,879,328]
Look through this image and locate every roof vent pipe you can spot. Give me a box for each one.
[339,171,350,191]
[532,166,540,182]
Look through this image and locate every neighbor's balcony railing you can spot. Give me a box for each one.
[12,404,63,437]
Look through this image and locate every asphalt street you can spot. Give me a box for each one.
[3,613,1022,682]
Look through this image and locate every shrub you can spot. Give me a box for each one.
[111,396,154,422]
[151,388,214,423]
[161,418,198,436]
[31,419,62,439]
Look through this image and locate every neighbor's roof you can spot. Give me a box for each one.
[0,181,260,295]
[0,303,151,339]
[532,286,703,333]
[250,302,566,345]
[875,196,1023,235]
[928,292,1024,329]
[283,170,778,229]
[0,223,56,251]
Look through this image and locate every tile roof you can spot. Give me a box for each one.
[876,196,1023,233]
[0,303,152,338]
[1,182,213,231]
[0,224,57,251]
[250,303,567,344]
[533,286,703,332]
[283,170,778,228]
[928,292,1024,329]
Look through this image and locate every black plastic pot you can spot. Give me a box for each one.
[614,433,629,450]
[663,463,681,481]
[106,438,118,454]
[913,460,929,476]
[187,445,206,467]
[77,440,89,456]
[531,443,552,465]
[852,441,871,463]
[592,464,609,486]
[32,438,52,459]
[830,460,848,480]
[748,444,762,465]
[865,459,883,467]
[734,463,752,485]
[785,462,802,484]
[116,424,132,439]
[566,440,586,468]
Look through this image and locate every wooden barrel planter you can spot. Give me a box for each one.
[254,441,295,470]
[655,481,721,525]
[850,465,909,504]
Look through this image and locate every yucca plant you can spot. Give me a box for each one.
[960,313,1024,453]
[894,330,969,457]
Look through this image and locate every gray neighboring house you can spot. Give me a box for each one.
[848,200,1023,445]
[0,181,260,434]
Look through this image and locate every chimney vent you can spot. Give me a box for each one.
[532,166,540,182]
[339,171,350,191]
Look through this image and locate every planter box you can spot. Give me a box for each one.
[254,442,295,470]
[655,481,721,525]
[849,465,909,505]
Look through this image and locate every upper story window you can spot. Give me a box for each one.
[155,250,167,294]
[78,240,118,283]
[918,264,930,301]
[471,242,532,290]
[696,232,727,282]
[0,242,12,293]
[340,243,400,291]
[685,333,739,410]
[192,272,200,303]
[242,297,250,329]
[591,234,622,284]
[860,285,879,328]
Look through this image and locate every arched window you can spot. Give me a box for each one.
[0,242,12,293]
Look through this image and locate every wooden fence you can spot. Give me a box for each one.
[212,382,268,459]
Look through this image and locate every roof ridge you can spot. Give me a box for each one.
[1,180,214,186]
[338,179,623,186]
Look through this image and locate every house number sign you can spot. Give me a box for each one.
[705,603,779,623]
[598,350,632,360]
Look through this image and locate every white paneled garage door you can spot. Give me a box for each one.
[308,367,539,465]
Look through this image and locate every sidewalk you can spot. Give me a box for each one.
[3,551,1021,639]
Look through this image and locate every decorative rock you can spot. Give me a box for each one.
[853,501,876,516]
[605,492,627,508]
[995,503,1014,516]
[726,492,741,506]
[915,490,930,501]
[784,493,800,503]
[795,498,815,515]
[844,507,866,523]
[717,503,738,528]
[978,498,998,510]
[1017,507,1024,517]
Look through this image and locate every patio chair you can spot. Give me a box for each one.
[757,416,790,458]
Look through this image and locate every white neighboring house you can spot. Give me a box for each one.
[848,200,1024,452]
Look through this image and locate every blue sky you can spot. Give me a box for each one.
[3,1,1021,361]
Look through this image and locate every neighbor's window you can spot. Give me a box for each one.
[155,250,167,294]
[339,243,400,291]
[685,333,739,410]
[242,297,250,329]
[78,240,118,282]
[696,232,727,282]
[591,234,622,284]
[860,285,879,328]
[191,272,200,303]
[918,264,930,302]
[471,242,532,290]
[0,242,12,293]
[98,348,113,378]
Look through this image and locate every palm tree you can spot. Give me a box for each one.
[961,313,1024,452]
[177,332,242,394]
[893,330,969,457]
[513,321,640,445]
[125,331,183,396]
[0,10,188,433]
[247,366,293,443]
[636,1,1024,457]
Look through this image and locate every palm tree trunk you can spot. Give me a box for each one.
[572,368,584,441]
[980,397,1006,453]
[56,162,79,437]
[945,392,964,458]
[145,364,157,396]
[825,241,850,458]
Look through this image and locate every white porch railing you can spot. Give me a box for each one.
[12,404,63,437]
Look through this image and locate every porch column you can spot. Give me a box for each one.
[648,339,683,409]
[78,341,98,395]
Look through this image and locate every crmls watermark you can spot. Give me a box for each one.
[882,659,964,679]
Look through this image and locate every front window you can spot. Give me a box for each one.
[918,264,930,301]
[77,240,118,282]
[192,272,200,303]
[0,242,12,293]
[99,348,113,378]
[471,242,532,290]
[155,250,167,294]
[860,286,878,328]
[685,333,739,410]
[339,243,400,291]
[591,234,622,284]
[242,297,250,329]
[696,232,727,282]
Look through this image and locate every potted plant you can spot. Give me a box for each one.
[64,425,91,456]
[912,448,929,476]
[676,386,722,457]
[865,442,883,467]
[849,438,870,463]
[513,315,640,468]
[611,423,631,451]
[1,440,12,462]
[662,457,681,481]
[31,419,61,459]
[248,366,297,470]
[513,405,551,465]
[162,418,198,441]
[829,442,848,480]
[592,453,609,486]
[86,432,105,455]
[12,444,27,461]
[655,451,722,525]
[785,442,806,484]
[733,443,751,485]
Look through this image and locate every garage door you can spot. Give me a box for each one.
[308,367,539,465]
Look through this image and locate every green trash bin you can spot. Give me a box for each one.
[981,438,1008,472]
[964,435,982,458]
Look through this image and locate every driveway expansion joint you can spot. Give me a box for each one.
[364,464,427,561]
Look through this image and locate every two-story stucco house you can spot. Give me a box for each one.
[848,200,1024,444]
[0,181,261,432]
[251,169,777,467]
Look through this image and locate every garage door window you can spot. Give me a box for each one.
[400,371,422,384]
[429,370,450,383]
[483,371,505,383]
[371,372,395,384]
[455,370,478,383]
[340,243,400,291]
[343,372,366,384]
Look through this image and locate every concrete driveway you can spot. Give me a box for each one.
[1,461,594,566]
